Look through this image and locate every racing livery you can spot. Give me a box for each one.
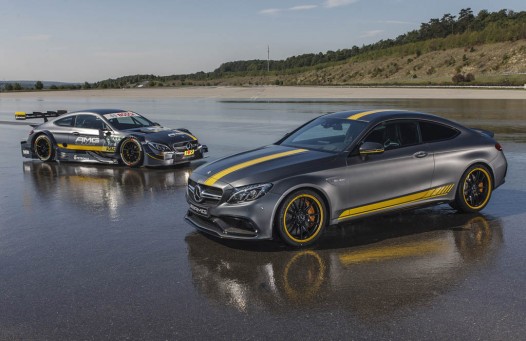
[185,109,507,247]
[17,109,207,167]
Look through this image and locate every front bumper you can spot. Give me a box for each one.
[143,144,208,166]
[185,190,280,240]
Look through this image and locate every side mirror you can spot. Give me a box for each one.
[100,128,112,137]
[153,122,161,126]
[359,142,384,156]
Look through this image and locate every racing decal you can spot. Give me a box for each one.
[75,136,100,145]
[203,149,308,186]
[347,109,405,121]
[338,183,455,220]
[174,130,197,141]
[103,111,140,119]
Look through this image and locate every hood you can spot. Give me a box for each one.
[127,127,196,144]
[192,145,337,187]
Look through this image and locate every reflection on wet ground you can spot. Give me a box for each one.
[188,211,503,317]
[1,99,526,339]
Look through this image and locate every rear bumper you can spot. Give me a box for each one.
[20,141,34,159]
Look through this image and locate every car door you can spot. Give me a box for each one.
[69,114,105,151]
[341,120,435,219]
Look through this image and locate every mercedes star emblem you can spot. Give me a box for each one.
[194,184,203,203]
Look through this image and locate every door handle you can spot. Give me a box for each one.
[72,132,80,135]
[414,151,428,158]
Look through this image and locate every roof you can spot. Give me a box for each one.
[70,109,128,115]
[326,109,448,124]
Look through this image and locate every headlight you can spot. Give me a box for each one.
[147,142,171,152]
[227,183,273,204]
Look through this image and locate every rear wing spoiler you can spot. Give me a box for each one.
[15,110,67,122]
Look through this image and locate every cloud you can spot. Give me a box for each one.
[323,0,359,8]
[21,34,51,41]
[290,5,318,11]
[259,8,282,15]
[360,30,384,38]
[260,4,318,15]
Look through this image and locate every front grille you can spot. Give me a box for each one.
[173,140,199,152]
[188,179,223,205]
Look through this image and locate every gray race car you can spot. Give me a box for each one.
[185,109,507,247]
[17,109,207,167]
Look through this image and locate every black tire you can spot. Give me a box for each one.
[276,190,327,247]
[120,138,143,167]
[454,164,493,213]
[33,134,54,162]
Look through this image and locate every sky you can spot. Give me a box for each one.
[0,0,524,82]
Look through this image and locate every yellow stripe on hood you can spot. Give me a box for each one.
[204,149,308,186]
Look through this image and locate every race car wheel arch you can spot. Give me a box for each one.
[119,137,143,167]
[453,163,493,213]
[276,188,328,247]
[32,133,55,162]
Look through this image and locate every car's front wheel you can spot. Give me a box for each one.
[33,134,54,162]
[277,190,327,247]
[120,138,143,167]
[453,164,493,213]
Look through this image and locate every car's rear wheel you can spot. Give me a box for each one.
[33,134,54,162]
[454,164,492,213]
[277,190,326,247]
[120,138,143,167]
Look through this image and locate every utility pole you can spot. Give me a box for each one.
[267,45,270,72]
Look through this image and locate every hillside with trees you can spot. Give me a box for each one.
[2,8,525,92]
[88,8,526,89]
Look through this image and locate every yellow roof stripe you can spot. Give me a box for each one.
[339,183,454,220]
[347,109,401,121]
[204,149,308,186]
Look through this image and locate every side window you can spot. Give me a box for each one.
[363,121,420,150]
[420,121,459,142]
[54,116,74,127]
[398,121,420,147]
[75,114,104,130]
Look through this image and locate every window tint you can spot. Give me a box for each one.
[363,121,420,150]
[75,114,104,130]
[54,116,74,127]
[420,121,458,142]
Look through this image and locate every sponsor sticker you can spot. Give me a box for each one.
[184,150,195,156]
[103,111,140,119]
[22,150,30,155]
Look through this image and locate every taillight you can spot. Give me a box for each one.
[495,143,502,151]
[29,130,34,136]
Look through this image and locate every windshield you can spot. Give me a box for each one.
[103,111,155,130]
[279,117,367,153]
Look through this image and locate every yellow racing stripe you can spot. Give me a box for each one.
[62,144,115,152]
[204,149,308,186]
[338,183,454,220]
[338,240,447,265]
[347,109,402,121]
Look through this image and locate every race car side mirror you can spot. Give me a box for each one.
[359,142,384,157]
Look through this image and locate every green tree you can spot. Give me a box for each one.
[5,83,13,91]
[13,83,22,90]
[35,81,44,90]
[83,81,91,89]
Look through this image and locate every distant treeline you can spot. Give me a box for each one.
[92,8,526,88]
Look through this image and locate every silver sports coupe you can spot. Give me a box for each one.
[185,109,507,247]
[17,109,207,167]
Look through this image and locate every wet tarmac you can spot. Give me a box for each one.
[1,98,526,339]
